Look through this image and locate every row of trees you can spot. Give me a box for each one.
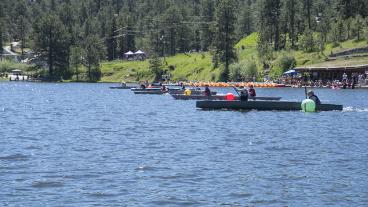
[1,0,368,81]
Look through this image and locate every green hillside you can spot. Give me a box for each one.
[236,32,368,67]
[101,52,222,82]
[100,32,367,82]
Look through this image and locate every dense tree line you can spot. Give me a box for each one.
[0,0,367,81]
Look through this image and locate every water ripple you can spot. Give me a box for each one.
[31,180,64,188]
[1,82,368,206]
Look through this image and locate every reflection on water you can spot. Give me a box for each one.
[1,82,368,206]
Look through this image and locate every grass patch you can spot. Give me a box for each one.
[324,39,368,55]
[100,60,149,82]
[302,56,368,67]
[99,35,368,82]
[235,32,258,49]
[0,59,35,73]
[100,52,220,82]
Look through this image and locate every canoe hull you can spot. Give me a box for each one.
[131,88,161,92]
[133,90,165,95]
[169,90,217,95]
[196,100,343,111]
[109,86,134,89]
[172,94,281,101]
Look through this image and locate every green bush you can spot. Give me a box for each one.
[298,30,317,52]
[229,62,242,81]
[0,59,34,73]
[229,59,258,81]
[270,55,296,79]
[278,55,296,71]
[149,55,164,81]
[269,67,284,80]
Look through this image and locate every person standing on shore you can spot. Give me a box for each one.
[342,72,348,82]
[352,73,357,89]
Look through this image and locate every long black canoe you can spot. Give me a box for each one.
[133,90,166,95]
[169,90,217,95]
[110,86,135,89]
[196,100,343,111]
[172,94,281,101]
[131,88,161,92]
[131,87,181,92]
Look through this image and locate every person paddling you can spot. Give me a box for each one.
[161,85,168,92]
[238,86,249,101]
[248,85,256,97]
[307,90,321,104]
[204,85,211,96]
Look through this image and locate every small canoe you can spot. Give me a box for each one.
[169,90,217,95]
[131,88,161,92]
[133,90,166,95]
[171,94,281,101]
[109,86,135,89]
[196,100,343,111]
[132,87,181,91]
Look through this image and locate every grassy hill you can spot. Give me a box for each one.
[236,32,368,66]
[100,52,222,82]
[100,32,367,82]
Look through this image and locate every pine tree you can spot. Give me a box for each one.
[105,8,118,61]
[161,5,182,56]
[237,0,254,38]
[14,0,29,57]
[69,46,83,81]
[353,15,364,40]
[213,0,238,82]
[126,15,136,52]
[257,0,282,51]
[283,0,300,48]
[83,34,105,81]
[200,0,215,51]
[0,23,3,60]
[0,2,3,59]
[149,53,164,81]
[33,14,70,80]
[303,0,313,29]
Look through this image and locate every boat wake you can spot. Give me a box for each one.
[343,107,368,112]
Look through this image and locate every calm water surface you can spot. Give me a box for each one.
[1,82,368,206]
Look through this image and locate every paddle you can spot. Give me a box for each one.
[304,85,308,99]
[231,85,241,96]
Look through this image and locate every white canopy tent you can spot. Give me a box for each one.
[134,50,146,60]
[134,50,145,55]
[124,51,134,55]
[124,50,147,61]
[124,51,135,60]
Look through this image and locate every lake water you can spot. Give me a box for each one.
[1,82,368,206]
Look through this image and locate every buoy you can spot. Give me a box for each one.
[184,89,192,96]
[301,99,316,112]
[226,93,235,101]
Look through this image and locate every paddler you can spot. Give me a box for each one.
[204,85,211,96]
[161,85,168,92]
[238,86,248,101]
[307,90,321,104]
[248,85,256,97]
[140,82,146,89]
